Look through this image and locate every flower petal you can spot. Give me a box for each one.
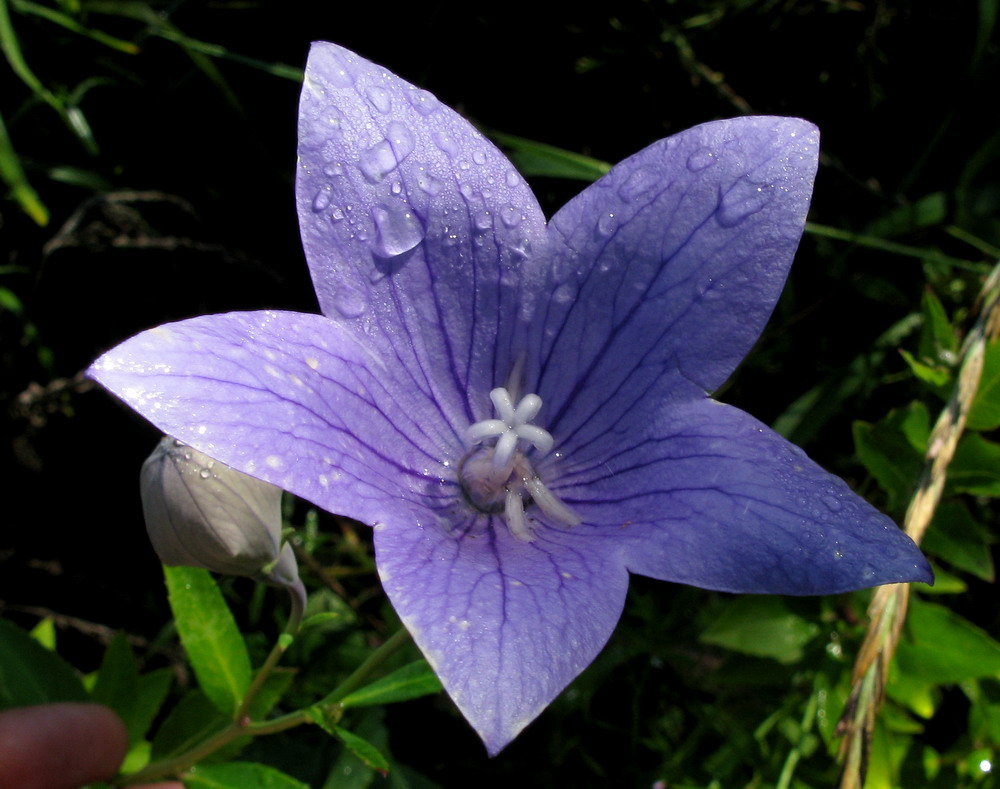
[89,310,463,529]
[528,117,818,450]
[298,42,548,431]
[374,516,629,755]
[551,395,932,594]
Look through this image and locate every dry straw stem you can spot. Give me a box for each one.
[837,261,1000,789]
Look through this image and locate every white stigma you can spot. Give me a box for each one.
[460,386,579,541]
[466,387,554,468]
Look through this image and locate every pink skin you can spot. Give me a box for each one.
[0,704,182,789]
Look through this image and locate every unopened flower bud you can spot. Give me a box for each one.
[140,436,299,587]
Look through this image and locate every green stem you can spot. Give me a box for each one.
[234,579,306,721]
[116,625,411,785]
[805,222,989,273]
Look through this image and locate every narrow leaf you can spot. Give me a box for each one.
[0,619,86,708]
[184,761,310,789]
[339,660,443,708]
[164,565,251,716]
[333,726,390,775]
[91,632,141,742]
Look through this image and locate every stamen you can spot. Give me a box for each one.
[505,489,533,541]
[523,476,581,527]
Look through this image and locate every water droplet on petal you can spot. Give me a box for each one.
[472,150,487,165]
[417,170,443,195]
[618,167,659,200]
[365,85,392,113]
[717,180,774,228]
[333,285,368,318]
[386,121,415,160]
[596,212,617,237]
[330,207,345,222]
[311,189,331,213]
[500,206,522,228]
[473,210,492,232]
[323,163,344,177]
[390,181,402,195]
[358,140,398,184]
[505,170,520,187]
[433,131,460,157]
[686,147,716,171]
[553,283,576,304]
[821,495,843,513]
[407,88,440,115]
[199,468,212,479]
[861,564,876,581]
[371,202,426,257]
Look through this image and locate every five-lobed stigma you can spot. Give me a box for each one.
[461,387,580,541]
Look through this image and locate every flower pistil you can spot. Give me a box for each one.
[461,387,580,541]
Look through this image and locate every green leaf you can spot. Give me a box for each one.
[0,619,87,708]
[699,597,820,664]
[184,761,310,789]
[852,402,929,511]
[164,565,252,716]
[489,131,611,181]
[91,633,141,742]
[133,668,173,742]
[967,338,1000,430]
[333,726,390,775]
[29,617,56,649]
[150,690,227,761]
[899,348,951,387]
[868,192,948,239]
[897,597,1000,683]
[923,501,995,581]
[949,433,1000,497]
[339,661,443,708]
[917,288,958,362]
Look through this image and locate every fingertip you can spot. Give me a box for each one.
[0,703,129,789]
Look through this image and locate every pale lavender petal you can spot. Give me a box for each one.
[526,117,818,455]
[297,42,548,431]
[374,516,629,755]
[89,311,464,530]
[545,394,932,595]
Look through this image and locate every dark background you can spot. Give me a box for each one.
[2,2,998,786]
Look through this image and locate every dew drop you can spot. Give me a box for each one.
[358,140,398,184]
[330,207,345,222]
[472,150,487,165]
[553,283,576,304]
[417,170,444,195]
[371,202,426,257]
[821,495,843,513]
[332,285,368,318]
[505,170,520,188]
[500,206,522,228]
[407,88,440,115]
[311,189,331,213]
[473,209,492,232]
[365,85,392,113]
[199,468,212,479]
[386,120,415,159]
[717,180,774,228]
[861,564,876,581]
[596,212,617,237]
[618,167,659,200]
[686,147,716,171]
[316,52,354,88]
[390,181,402,195]
[433,131,460,157]
[323,162,344,177]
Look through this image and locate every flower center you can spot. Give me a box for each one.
[460,387,580,541]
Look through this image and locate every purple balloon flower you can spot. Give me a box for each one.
[90,42,931,754]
